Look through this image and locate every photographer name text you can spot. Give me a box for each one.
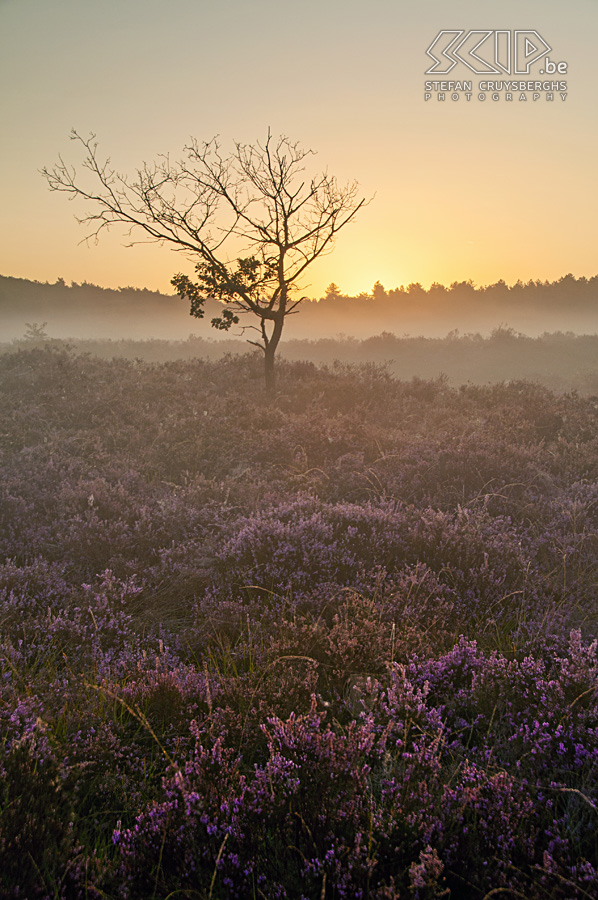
[424,80,567,102]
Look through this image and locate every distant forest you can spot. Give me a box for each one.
[1,272,598,340]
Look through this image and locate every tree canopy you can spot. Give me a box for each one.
[43,131,365,391]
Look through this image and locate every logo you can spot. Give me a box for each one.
[425,30,567,76]
[424,30,569,103]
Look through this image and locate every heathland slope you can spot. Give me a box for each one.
[1,349,598,897]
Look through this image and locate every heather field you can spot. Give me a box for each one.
[3,346,598,899]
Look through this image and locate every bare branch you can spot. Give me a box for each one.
[42,129,368,392]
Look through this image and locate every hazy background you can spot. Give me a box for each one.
[1,0,596,328]
[2,274,598,344]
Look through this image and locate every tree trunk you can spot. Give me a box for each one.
[263,312,284,395]
[264,343,276,394]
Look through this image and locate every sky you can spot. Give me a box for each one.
[0,0,596,299]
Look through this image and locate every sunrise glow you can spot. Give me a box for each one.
[0,0,595,305]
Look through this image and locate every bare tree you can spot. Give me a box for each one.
[43,130,365,392]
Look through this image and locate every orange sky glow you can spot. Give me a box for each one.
[0,0,596,300]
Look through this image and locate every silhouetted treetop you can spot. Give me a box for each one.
[43,130,366,393]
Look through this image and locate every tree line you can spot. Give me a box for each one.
[325,273,598,308]
[2,271,597,315]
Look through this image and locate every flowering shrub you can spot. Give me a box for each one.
[1,348,598,897]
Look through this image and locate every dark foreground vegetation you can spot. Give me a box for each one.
[2,347,598,898]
